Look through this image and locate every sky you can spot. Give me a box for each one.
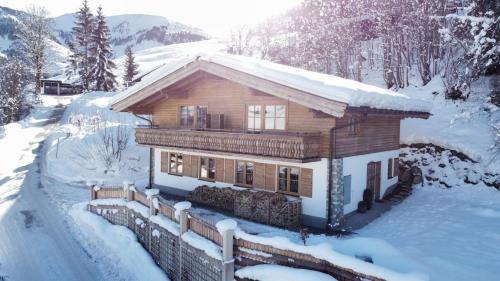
[1,0,302,37]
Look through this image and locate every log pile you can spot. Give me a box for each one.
[188,185,302,229]
[187,185,235,212]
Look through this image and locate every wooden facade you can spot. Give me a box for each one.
[132,74,415,161]
[158,151,314,198]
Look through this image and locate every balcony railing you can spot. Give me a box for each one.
[135,128,321,161]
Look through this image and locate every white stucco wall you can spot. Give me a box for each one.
[342,149,399,214]
[153,148,329,220]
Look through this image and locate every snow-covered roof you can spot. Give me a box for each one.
[113,53,432,116]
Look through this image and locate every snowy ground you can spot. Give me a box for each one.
[44,91,149,187]
[0,95,116,280]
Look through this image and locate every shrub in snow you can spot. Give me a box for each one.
[299,228,310,246]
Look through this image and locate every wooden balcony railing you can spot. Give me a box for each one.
[135,128,321,161]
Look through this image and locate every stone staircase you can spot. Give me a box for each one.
[384,183,413,204]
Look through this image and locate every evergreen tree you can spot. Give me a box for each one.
[71,0,94,92]
[90,5,117,91]
[123,45,139,87]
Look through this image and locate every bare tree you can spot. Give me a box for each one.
[227,25,254,55]
[15,5,51,96]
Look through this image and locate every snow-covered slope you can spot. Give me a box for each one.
[113,39,225,85]
[53,13,209,56]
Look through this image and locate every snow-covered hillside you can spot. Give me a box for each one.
[44,92,149,186]
[53,13,209,56]
[113,39,225,84]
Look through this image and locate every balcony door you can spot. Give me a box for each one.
[366,161,381,200]
[180,105,207,129]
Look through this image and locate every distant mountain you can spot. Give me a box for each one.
[53,13,209,56]
[0,6,25,56]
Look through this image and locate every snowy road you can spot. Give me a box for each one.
[0,97,109,281]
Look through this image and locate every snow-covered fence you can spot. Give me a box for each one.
[87,184,388,281]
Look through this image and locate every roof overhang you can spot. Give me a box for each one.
[112,59,348,117]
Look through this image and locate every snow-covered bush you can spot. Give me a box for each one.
[44,91,149,186]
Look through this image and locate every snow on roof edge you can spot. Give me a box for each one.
[112,52,432,113]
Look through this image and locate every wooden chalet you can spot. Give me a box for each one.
[112,53,431,229]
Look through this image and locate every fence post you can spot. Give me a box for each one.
[148,190,159,217]
[174,201,191,234]
[216,219,237,281]
[174,201,191,281]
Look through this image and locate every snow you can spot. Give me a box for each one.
[114,52,432,114]
[173,201,191,220]
[149,215,180,236]
[145,188,160,198]
[358,183,500,281]
[44,91,149,186]
[215,219,237,233]
[235,264,337,281]
[400,77,500,173]
[234,228,426,281]
[0,95,122,280]
[70,203,168,281]
[181,231,222,260]
[89,198,127,207]
[126,201,150,218]
[239,247,273,258]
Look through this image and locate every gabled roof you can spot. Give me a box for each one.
[112,53,432,117]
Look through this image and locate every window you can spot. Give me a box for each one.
[388,157,399,178]
[169,153,183,174]
[200,157,215,180]
[348,115,358,135]
[247,105,261,131]
[265,105,286,130]
[236,161,254,186]
[196,106,208,129]
[180,105,195,127]
[343,175,351,205]
[278,166,300,194]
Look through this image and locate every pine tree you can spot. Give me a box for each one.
[90,5,117,91]
[123,46,139,87]
[71,0,94,92]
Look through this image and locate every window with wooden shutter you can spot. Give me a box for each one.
[388,157,399,178]
[200,157,216,180]
[168,153,183,175]
[160,151,168,173]
[299,168,313,198]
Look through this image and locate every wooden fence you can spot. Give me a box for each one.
[91,185,386,281]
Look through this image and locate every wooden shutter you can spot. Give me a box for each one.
[264,164,276,191]
[299,168,313,198]
[388,158,393,178]
[215,158,224,182]
[224,159,235,183]
[160,152,169,173]
[183,155,199,178]
[394,157,399,177]
[254,162,266,188]
[183,154,192,177]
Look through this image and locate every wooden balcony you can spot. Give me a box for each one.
[135,128,321,162]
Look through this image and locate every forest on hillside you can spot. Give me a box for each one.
[227,0,499,103]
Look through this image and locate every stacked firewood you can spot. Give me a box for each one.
[187,185,301,229]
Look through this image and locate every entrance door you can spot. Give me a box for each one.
[367,161,381,200]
